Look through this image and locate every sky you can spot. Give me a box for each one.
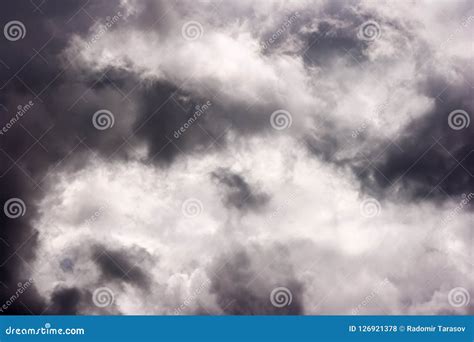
[0,0,472,315]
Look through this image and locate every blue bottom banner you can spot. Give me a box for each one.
[0,316,472,342]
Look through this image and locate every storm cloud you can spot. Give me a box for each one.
[0,0,472,315]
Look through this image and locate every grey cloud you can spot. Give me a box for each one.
[208,244,304,315]
[211,168,270,212]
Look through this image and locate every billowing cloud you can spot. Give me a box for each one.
[0,0,472,315]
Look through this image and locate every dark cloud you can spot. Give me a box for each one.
[46,287,83,315]
[92,245,152,290]
[209,245,304,315]
[211,168,270,211]
[0,0,472,316]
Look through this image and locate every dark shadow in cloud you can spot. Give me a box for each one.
[208,244,304,315]
[92,245,152,291]
[353,71,474,201]
[46,287,82,315]
[211,168,270,212]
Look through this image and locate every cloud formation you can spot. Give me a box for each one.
[0,0,472,315]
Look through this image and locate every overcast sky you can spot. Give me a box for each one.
[0,0,472,315]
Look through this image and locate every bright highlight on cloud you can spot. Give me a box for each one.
[0,0,472,315]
